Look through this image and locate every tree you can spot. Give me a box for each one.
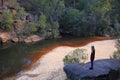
[60,7,97,36]
[22,22,37,36]
[14,4,27,20]
[37,14,49,38]
[19,0,65,38]
[2,0,120,38]
[60,8,80,35]
[1,10,14,31]
[52,21,60,38]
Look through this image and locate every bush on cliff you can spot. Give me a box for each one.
[63,48,88,65]
[113,39,120,59]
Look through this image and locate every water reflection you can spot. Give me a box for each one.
[0,38,64,79]
[22,58,32,66]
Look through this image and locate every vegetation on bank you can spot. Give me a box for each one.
[63,48,88,65]
[113,39,120,59]
[0,0,120,40]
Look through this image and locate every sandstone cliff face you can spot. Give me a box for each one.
[0,32,11,43]
[11,37,19,43]
[24,35,43,43]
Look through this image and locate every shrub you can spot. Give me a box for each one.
[52,21,60,38]
[21,22,37,36]
[1,10,14,31]
[112,39,120,59]
[63,48,88,65]
[113,50,120,59]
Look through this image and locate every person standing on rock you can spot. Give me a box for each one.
[89,46,95,70]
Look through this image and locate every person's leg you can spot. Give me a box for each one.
[90,60,93,70]
[91,61,93,69]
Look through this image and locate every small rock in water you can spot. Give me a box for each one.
[22,58,32,66]
[16,71,25,76]
[11,38,19,43]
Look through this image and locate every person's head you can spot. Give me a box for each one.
[91,46,95,51]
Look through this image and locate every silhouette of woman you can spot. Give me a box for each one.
[90,46,95,70]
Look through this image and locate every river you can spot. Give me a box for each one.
[0,36,112,79]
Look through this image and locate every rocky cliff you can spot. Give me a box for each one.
[64,59,120,80]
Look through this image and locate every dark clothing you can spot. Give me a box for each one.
[90,49,95,69]
[90,50,95,61]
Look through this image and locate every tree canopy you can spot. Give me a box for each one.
[0,0,120,38]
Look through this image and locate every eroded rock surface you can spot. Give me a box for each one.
[0,32,11,43]
[64,59,120,80]
[24,35,43,43]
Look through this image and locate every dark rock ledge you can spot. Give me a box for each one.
[64,59,120,80]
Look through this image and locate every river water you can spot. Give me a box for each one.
[0,38,64,79]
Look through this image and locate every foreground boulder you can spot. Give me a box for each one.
[64,59,120,80]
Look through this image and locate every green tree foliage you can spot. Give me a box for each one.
[16,21,38,40]
[52,21,60,38]
[60,8,97,36]
[0,1,28,32]
[0,0,64,39]
[37,14,60,38]
[109,0,120,22]
[37,14,51,38]
[60,8,80,35]
[59,0,120,37]
[14,6,27,20]
[18,0,119,38]
[1,10,14,31]
[22,22,37,36]
[63,49,88,65]
[1,0,120,39]
[9,0,16,3]
[19,0,65,38]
